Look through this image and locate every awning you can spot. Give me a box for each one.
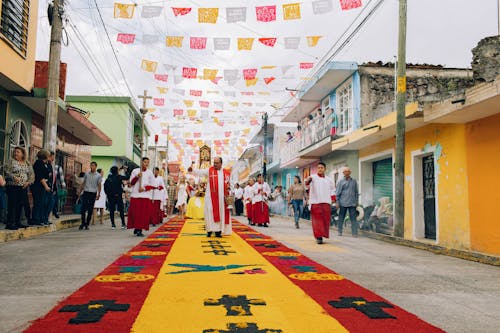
[14,96,112,146]
[280,156,319,169]
[239,144,261,159]
[331,102,424,151]
[425,78,500,123]
[282,61,358,122]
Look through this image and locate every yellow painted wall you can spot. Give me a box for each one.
[358,124,471,250]
[0,0,39,91]
[466,113,500,255]
[404,124,470,250]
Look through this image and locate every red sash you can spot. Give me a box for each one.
[209,167,230,224]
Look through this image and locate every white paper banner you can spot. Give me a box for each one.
[224,69,239,81]
[226,7,246,23]
[173,88,185,95]
[214,38,231,50]
[281,65,294,75]
[214,101,224,108]
[143,34,159,44]
[284,37,301,49]
[174,75,184,84]
[312,0,333,14]
[224,91,236,97]
[163,64,177,71]
[141,6,163,18]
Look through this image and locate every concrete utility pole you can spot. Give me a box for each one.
[138,90,152,157]
[43,0,65,151]
[262,112,268,180]
[394,0,407,238]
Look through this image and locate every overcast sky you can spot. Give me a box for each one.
[36,0,498,165]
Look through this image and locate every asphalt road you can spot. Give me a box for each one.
[0,215,498,333]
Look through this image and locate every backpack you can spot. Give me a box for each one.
[104,176,113,197]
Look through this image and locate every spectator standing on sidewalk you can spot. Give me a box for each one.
[31,149,52,226]
[335,167,359,237]
[0,174,6,226]
[305,162,335,244]
[288,176,306,229]
[4,147,34,229]
[92,168,106,225]
[104,166,127,229]
[48,151,65,218]
[233,183,244,216]
[79,162,101,230]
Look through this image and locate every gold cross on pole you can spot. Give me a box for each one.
[138,90,152,109]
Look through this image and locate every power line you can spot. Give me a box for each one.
[92,0,134,98]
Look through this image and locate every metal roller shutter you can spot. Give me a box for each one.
[373,158,393,202]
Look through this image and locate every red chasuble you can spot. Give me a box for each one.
[209,166,230,224]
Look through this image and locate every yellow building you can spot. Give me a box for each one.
[332,77,500,257]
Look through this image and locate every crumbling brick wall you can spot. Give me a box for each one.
[471,35,500,83]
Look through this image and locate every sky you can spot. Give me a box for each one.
[35,0,499,167]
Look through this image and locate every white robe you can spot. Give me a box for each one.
[152,176,166,209]
[198,168,232,235]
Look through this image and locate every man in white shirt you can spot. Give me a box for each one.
[305,162,335,244]
[151,167,166,226]
[127,157,155,237]
[243,178,255,225]
[252,174,271,227]
[233,183,244,216]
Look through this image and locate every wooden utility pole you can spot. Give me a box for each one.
[394,0,407,238]
[137,90,152,157]
[43,0,65,151]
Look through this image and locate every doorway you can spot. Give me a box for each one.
[422,155,436,239]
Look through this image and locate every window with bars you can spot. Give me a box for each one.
[336,79,353,135]
[0,0,30,56]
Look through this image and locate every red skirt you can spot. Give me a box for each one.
[246,203,253,221]
[311,203,331,238]
[127,198,152,230]
[253,201,269,225]
[151,200,163,225]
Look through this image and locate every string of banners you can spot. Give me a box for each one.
[113,1,363,20]
[117,34,324,50]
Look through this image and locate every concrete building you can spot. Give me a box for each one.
[65,96,151,174]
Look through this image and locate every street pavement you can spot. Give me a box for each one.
[0,215,499,333]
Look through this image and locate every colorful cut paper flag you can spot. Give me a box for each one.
[259,38,277,47]
[250,119,259,125]
[283,3,301,20]
[141,6,162,18]
[166,36,183,47]
[312,0,334,14]
[199,101,209,108]
[226,7,246,23]
[190,37,207,49]
[198,8,218,23]
[229,101,239,107]
[307,36,322,47]
[214,109,224,113]
[113,3,135,18]
[238,38,254,50]
[143,34,159,44]
[141,59,158,72]
[256,5,277,22]
[182,67,198,79]
[173,109,184,116]
[117,33,135,44]
[207,90,220,94]
[187,109,197,117]
[203,69,218,80]
[261,66,277,69]
[183,100,194,107]
[161,129,169,134]
[190,90,202,97]
[194,132,201,138]
[211,77,222,84]
[172,7,192,16]
[154,74,168,82]
[153,98,164,106]
[246,79,258,87]
[241,92,254,96]
[259,92,271,96]
[157,87,168,94]
[243,68,258,80]
[264,77,276,84]
[213,38,230,50]
[300,62,314,69]
[340,0,363,10]
[243,102,253,106]
[284,37,301,49]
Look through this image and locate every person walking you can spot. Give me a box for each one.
[252,174,271,227]
[4,146,34,229]
[92,168,106,225]
[166,179,176,216]
[243,178,255,225]
[305,162,335,244]
[233,183,244,216]
[127,157,155,237]
[79,162,102,230]
[104,166,127,229]
[151,167,166,226]
[288,176,307,229]
[175,176,188,218]
[336,167,360,237]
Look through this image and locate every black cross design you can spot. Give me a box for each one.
[202,240,236,255]
[204,295,266,316]
[59,300,130,324]
[328,297,396,319]
[254,243,281,249]
[203,322,282,333]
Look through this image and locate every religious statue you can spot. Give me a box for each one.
[199,145,211,170]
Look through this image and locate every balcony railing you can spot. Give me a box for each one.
[280,138,301,165]
[299,117,331,151]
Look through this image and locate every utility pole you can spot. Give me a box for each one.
[262,112,268,180]
[137,90,152,157]
[394,0,407,238]
[43,0,65,151]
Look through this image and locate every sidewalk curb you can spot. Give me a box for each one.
[0,213,110,243]
[361,231,500,267]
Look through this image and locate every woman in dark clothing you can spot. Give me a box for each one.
[31,149,52,226]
